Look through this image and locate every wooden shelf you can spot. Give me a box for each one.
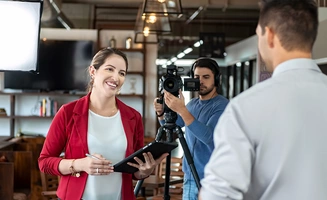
[118,94,144,98]
[127,72,144,75]
[13,116,54,119]
[0,115,54,119]
[99,47,145,53]
[0,91,86,96]
[0,116,10,119]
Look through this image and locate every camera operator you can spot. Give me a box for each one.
[153,58,229,200]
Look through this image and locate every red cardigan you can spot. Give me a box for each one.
[38,93,144,200]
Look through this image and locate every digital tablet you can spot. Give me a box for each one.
[113,141,178,174]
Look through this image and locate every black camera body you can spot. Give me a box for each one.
[158,65,200,96]
[157,65,200,123]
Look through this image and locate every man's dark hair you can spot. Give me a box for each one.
[259,0,318,52]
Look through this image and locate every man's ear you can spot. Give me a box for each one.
[265,26,275,48]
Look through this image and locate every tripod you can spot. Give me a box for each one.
[134,111,201,200]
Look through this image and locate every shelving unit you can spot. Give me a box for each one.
[96,28,147,123]
[0,92,84,137]
[116,48,146,121]
[0,86,147,137]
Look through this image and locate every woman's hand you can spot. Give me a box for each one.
[79,153,114,175]
[128,152,169,179]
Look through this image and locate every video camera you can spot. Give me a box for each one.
[157,65,200,122]
[158,65,200,96]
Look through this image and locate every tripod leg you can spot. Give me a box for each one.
[155,126,165,141]
[163,153,171,200]
[175,126,202,189]
[134,179,144,197]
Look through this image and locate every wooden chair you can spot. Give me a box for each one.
[0,151,32,200]
[0,162,14,200]
[151,157,184,200]
[40,172,60,200]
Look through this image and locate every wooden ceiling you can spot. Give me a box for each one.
[45,0,260,58]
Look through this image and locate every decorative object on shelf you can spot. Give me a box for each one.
[129,77,137,94]
[142,0,183,15]
[0,108,6,116]
[125,37,132,49]
[109,36,116,48]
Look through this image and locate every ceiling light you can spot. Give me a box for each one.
[186,6,203,24]
[170,57,177,62]
[177,52,185,58]
[193,41,201,47]
[147,13,157,23]
[143,0,183,15]
[156,59,167,65]
[135,4,171,35]
[143,27,150,36]
[183,47,193,54]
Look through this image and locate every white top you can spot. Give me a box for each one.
[200,59,327,200]
[82,110,127,200]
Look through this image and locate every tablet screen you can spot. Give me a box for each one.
[113,141,178,173]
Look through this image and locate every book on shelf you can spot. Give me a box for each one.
[39,97,58,117]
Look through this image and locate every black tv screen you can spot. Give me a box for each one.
[4,40,94,92]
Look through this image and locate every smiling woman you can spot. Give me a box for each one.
[38,47,168,200]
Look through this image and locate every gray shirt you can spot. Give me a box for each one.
[200,58,327,200]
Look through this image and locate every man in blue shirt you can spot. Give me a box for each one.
[153,58,229,200]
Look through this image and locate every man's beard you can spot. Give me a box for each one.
[199,85,215,96]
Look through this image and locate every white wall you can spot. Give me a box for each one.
[313,19,327,60]
[225,35,258,66]
[0,72,3,91]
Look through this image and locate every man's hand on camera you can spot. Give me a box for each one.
[163,90,186,114]
[153,97,164,118]
[164,90,195,125]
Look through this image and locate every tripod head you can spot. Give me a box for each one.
[156,95,179,143]
[156,94,178,124]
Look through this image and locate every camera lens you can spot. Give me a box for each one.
[163,77,180,96]
[166,80,174,89]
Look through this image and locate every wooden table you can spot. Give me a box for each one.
[134,175,183,197]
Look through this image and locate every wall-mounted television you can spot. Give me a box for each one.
[0,0,42,71]
[4,40,94,92]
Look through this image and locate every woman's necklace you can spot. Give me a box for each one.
[90,104,118,117]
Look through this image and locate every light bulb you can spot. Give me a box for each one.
[147,14,157,23]
[143,27,150,37]
[158,0,166,3]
